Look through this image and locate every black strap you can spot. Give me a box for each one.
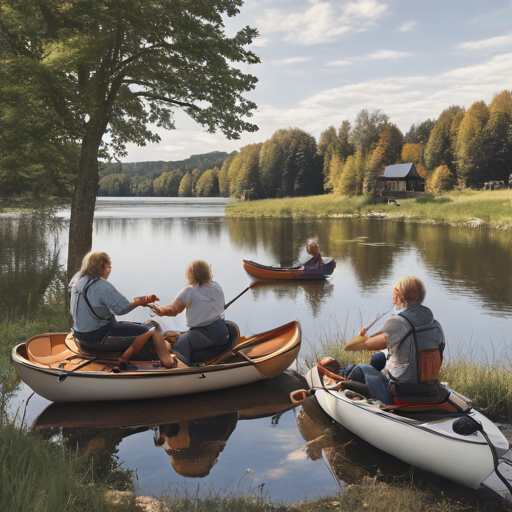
[79,278,112,321]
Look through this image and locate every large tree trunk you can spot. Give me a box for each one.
[67,119,106,282]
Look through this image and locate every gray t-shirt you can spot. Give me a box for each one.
[382,314,412,380]
[69,272,130,333]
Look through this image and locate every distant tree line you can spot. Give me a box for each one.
[3,90,511,200]
[321,89,512,196]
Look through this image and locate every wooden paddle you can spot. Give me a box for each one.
[225,282,257,309]
[345,309,391,351]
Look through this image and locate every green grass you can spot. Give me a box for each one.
[226,190,512,229]
[0,421,138,512]
[309,324,512,421]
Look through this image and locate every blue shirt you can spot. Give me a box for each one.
[69,272,130,333]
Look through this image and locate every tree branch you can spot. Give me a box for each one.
[132,92,201,111]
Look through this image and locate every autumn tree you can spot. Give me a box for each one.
[404,119,435,145]
[401,143,427,178]
[228,143,263,199]
[429,165,453,192]
[153,169,184,196]
[178,171,193,197]
[0,0,260,279]
[424,106,464,173]
[218,151,237,197]
[195,168,220,197]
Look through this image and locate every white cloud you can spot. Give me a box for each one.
[398,21,417,32]
[326,50,411,67]
[255,52,512,135]
[366,50,412,60]
[457,33,512,52]
[251,37,270,47]
[286,448,308,461]
[256,0,388,45]
[326,60,352,66]
[271,57,312,65]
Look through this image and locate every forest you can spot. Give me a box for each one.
[2,90,512,200]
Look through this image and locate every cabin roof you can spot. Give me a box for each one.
[379,163,423,180]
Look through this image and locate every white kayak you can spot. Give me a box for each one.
[11,320,301,402]
[306,365,512,497]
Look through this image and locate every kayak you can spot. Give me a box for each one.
[305,365,512,497]
[243,258,336,280]
[11,320,301,403]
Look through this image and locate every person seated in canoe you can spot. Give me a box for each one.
[69,251,177,368]
[148,260,230,365]
[323,275,446,405]
[302,239,323,270]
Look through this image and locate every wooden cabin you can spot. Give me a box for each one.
[376,163,425,196]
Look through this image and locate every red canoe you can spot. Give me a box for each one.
[243,259,336,280]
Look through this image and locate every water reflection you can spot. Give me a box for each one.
[0,214,65,316]
[250,280,335,319]
[227,217,512,319]
[34,372,306,480]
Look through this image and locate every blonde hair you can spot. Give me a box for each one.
[185,260,213,286]
[81,251,110,278]
[394,275,426,306]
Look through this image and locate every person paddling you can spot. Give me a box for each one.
[69,251,177,368]
[302,239,323,270]
[330,275,446,405]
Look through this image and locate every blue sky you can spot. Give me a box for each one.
[123,0,512,162]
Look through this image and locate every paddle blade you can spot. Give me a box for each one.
[344,335,368,351]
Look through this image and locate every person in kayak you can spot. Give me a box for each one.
[339,275,446,405]
[302,239,323,270]
[148,260,230,364]
[69,251,177,368]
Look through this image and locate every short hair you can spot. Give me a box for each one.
[81,251,110,278]
[307,238,319,249]
[186,260,213,286]
[394,275,426,306]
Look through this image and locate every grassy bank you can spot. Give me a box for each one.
[225,190,512,229]
[310,328,512,421]
[0,196,69,214]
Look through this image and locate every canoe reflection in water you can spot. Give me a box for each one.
[34,371,307,479]
[154,414,238,478]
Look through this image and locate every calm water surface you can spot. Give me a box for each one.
[3,197,512,501]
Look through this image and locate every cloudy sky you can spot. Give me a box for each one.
[123,0,512,162]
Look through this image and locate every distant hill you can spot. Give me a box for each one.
[99,151,229,180]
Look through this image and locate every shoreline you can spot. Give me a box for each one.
[225,190,512,230]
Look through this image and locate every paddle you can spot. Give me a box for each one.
[225,282,257,310]
[345,309,391,350]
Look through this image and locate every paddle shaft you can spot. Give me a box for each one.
[225,283,255,310]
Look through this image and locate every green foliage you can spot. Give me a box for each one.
[98,173,131,196]
[195,168,220,197]
[228,143,263,199]
[404,119,435,145]
[153,169,185,197]
[350,109,389,155]
[424,106,465,172]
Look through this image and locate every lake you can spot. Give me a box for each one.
[3,197,512,502]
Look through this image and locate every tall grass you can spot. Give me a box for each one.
[310,324,512,421]
[0,421,137,512]
[226,190,512,229]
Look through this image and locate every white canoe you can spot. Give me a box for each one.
[11,320,301,402]
[306,365,511,493]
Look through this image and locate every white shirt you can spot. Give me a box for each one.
[177,281,225,328]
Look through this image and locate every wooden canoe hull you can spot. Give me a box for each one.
[243,259,335,280]
[11,321,301,403]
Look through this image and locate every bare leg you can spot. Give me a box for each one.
[151,330,177,368]
[120,327,155,363]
